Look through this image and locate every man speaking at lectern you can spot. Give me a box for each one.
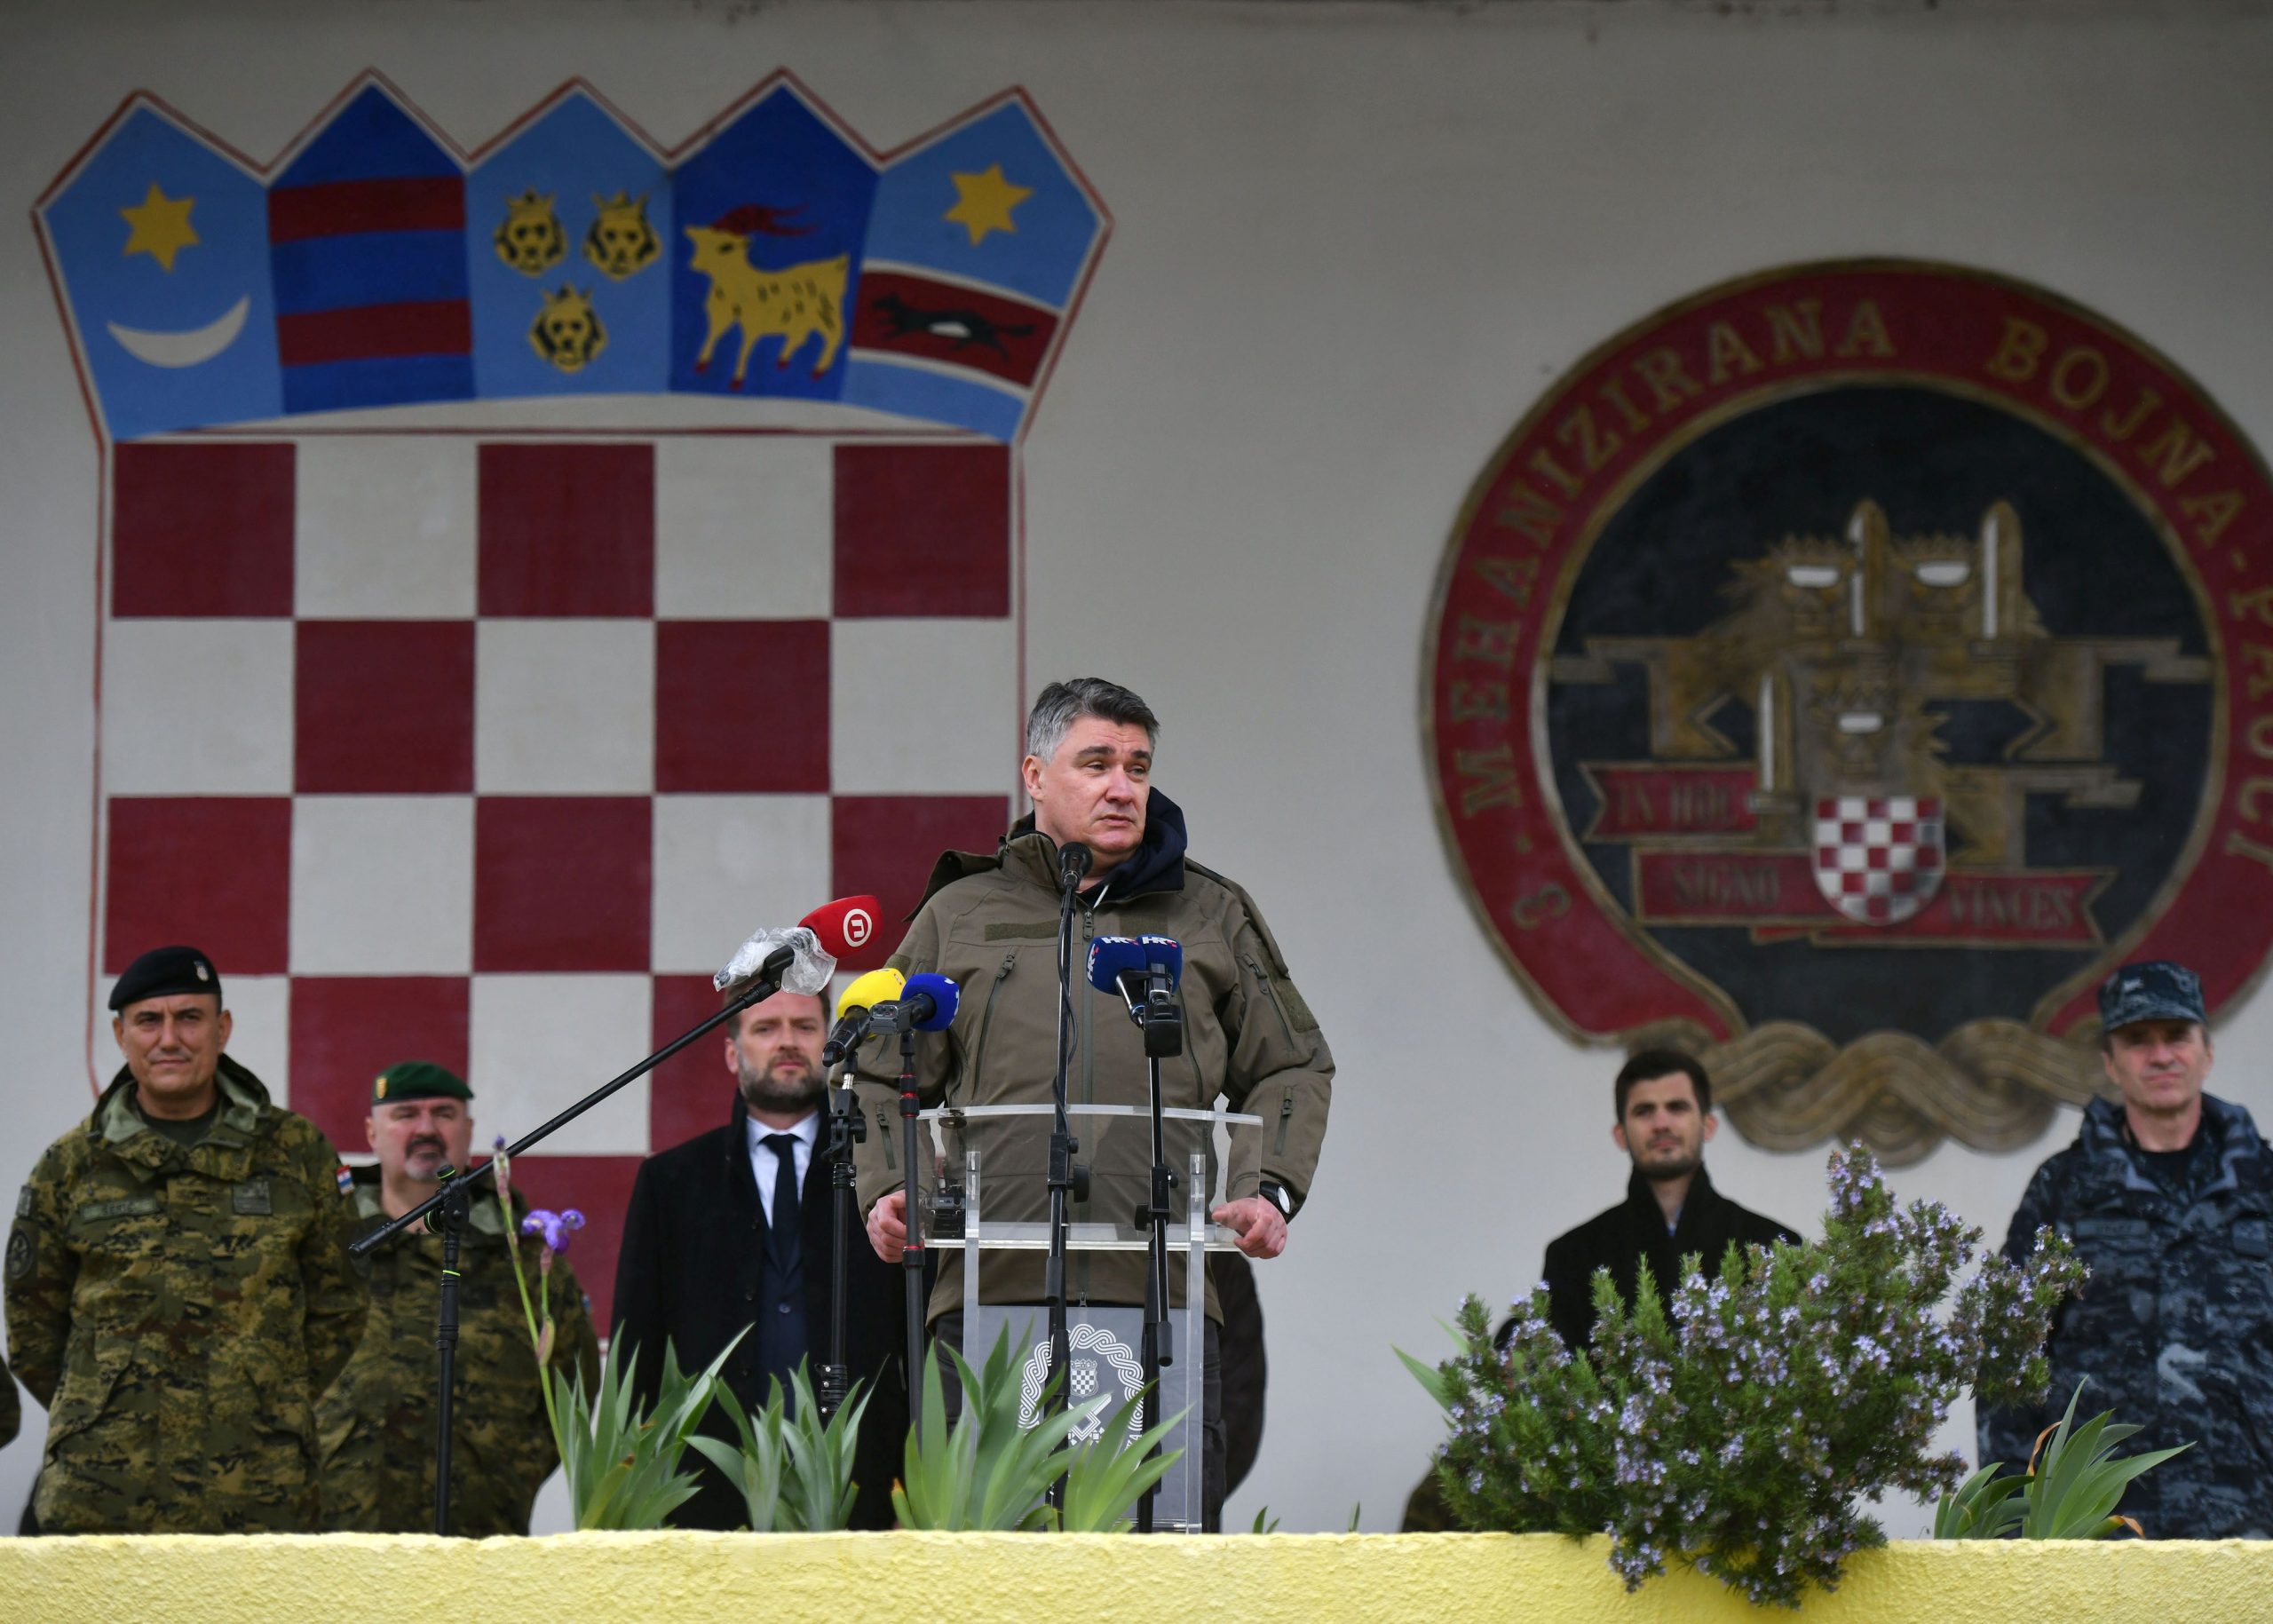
[853,677,1336,1529]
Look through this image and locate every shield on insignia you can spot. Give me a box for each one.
[1813,796,1944,925]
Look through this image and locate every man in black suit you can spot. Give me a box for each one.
[613,983,911,1530]
[1525,1049,1800,1353]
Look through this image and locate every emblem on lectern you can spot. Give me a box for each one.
[1019,1323,1146,1446]
[1425,260,2273,1162]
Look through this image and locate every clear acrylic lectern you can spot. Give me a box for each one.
[910,1102,1263,1533]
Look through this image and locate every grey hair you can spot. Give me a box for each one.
[1024,677,1160,763]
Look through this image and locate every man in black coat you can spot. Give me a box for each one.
[613,985,912,1531]
[1524,1049,1800,1353]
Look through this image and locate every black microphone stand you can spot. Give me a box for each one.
[1118,955,1183,1533]
[425,1165,472,1537]
[894,1024,926,1399]
[1044,842,1092,1509]
[351,942,806,1536]
[816,1074,866,1421]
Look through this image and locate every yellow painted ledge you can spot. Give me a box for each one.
[4,1531,2269,1624]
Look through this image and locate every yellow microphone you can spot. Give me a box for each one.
[822,967,906,1066]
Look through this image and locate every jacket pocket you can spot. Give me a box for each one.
[42,1349,129,1462]
[1244,953,1302,1049]
[963,951,1019,1103]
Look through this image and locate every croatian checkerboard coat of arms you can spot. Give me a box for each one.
[1426,261,2273,1162]
[36,71,1106,1319]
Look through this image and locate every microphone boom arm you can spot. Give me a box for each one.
[349,942,798,1259]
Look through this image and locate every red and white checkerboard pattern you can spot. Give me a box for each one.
[92,431,1023,1327]
[1812,796,1945,927]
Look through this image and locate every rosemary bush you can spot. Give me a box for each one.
[1404,1145,2082,1608]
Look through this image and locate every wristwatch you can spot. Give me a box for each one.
[1258,1180,1294,1221]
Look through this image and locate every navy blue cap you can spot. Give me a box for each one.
[108,945,222,1012]
[2097,960,2206,1034]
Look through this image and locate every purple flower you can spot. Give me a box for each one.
[521,1208,585,1254]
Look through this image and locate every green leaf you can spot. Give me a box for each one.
[2018,1381,2192,1540]
[1056,1390,1188,1533]
[1396,1346,1453,1409]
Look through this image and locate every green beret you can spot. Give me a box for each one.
[108,945,222,1012]
[372,1060,472,1105]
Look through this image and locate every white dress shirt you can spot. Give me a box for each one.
[748,1110,820,1222]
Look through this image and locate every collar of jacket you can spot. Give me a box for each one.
[909,787,1193,917]
[92,1051,268,1171]
[2079,1091,2267,1204]
[1624,1161,1723,1232]
[348,1161,514,1239]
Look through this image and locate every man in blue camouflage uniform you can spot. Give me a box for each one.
[1978,960,2273,1537]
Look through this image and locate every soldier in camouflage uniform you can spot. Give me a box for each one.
[1980,959,2273,1538]
[4,946,367,1533]
[0,1350,19,1450]
[319,1061,598,1536]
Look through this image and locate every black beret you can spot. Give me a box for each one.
[108,945,222,1012]
[373,1060,472,1105]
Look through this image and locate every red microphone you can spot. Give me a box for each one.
[800,894,883,961]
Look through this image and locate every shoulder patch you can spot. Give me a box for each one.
[5,1227,31,1282]
[337,1163,354,1196]
[14,1187,29,1219]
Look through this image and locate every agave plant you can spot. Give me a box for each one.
[1056,1391,1186,1533]
[694,1361,874,1533]
[1936,1380,2190,1541]
[891,1327,1112,1531]
[550,1331,744,1530]
[693,1371,791,1532]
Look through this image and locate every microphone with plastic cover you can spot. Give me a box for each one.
[710,894,883,997]
[869,971,960,1038]
[821,968,907,1067]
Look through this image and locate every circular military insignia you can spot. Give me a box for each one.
[6,1226,33,1283]
[1425,260,2273,1162]
[1018,1323,1146,1446]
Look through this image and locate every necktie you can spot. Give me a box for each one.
[764,1133,802,1275]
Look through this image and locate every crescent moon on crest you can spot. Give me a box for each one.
[107,295,249,368]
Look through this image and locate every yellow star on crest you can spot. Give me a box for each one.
[943,164,1033,247]
[121,182,199,273]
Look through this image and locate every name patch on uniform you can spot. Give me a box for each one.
[232,1178,273,1216]
[74,1195,161,1224]
[2236,1218,2270,1259]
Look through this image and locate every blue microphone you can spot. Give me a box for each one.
[1087,935,1183,996]
[1090,937,1183,1059]
[902,971,960,1031]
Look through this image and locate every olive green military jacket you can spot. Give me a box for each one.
[849,820,1334,1322]
[318,1171,599,1536]
[4,1057,367,1533]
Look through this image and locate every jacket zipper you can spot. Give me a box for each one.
[1274,1094,1295,1157]
[876,1106,896,1170]
[964,951,1018,1104]
[1245,953,1300,1048]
